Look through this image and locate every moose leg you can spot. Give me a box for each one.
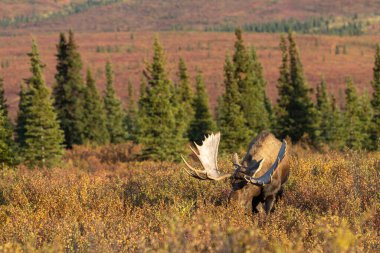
[252,196,263,213]
[264,195,276,214]
[276,186,284,199]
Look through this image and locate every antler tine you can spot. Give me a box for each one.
[181,155,201,173]
[181,153,231,181]
[189,145,200,158]
[183,167,208,180]
[181,155,208,180]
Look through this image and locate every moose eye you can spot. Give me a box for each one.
[231,179,247,190]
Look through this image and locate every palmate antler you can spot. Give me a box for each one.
[181,133,232,181]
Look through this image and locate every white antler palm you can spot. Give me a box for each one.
[181,133,231,180]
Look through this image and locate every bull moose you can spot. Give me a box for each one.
[181,131,290,214]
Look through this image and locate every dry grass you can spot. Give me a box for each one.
[0,145,379,252]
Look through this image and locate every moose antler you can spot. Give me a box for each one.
[181,132,232,181]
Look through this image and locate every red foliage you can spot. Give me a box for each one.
[0,32,378,119]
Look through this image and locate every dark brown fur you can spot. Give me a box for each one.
[229,131,290,214]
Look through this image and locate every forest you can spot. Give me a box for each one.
[205,16,366,36]
[1,29,380,166]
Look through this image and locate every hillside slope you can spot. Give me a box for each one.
[1,0,380,33]
[0,0,85,19]
[0,32,377,119]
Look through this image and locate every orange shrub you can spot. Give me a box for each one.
[0,148,379,252]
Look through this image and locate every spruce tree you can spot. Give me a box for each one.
[0,76,8,117]
[124,80,138,142]
[137,37,183,161]
[0,76,16,166]
[15,83,29,146]
[135,78,147,141]
[83,69,109,145]
[370,44,380,150]
[103,61,125,144]
[0,110,14,166]
[233,28,249,77]
[250,46,274,126]
[217,56,250,152]
[0,77,14,141]
[275,35,291,138]
[53,31,86,148]
[0,76,12,134]
[343,78,370,150]
[276,32,318,143]
[315,78,341,146]
[242,49,271,135]
[358,92,373,149]
[21,41,64,168]
[232,29,270,137]
[329,95,345,149]
[175,58,194,138]
[188,71,216,144]
[288,32,319,142]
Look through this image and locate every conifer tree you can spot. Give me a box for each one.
[232,29,270,137]
[275,36,291,138]
[0,76,16,165]
[175,58,194,138]
[83,69,109,145]
[343,78,371,150]
[103,61,125,143]
[250,47,274,125]
[124,80,138,142]
[0,76,12,135]
[370,44,380,150]
[188,71,216,144]
[0,76,8,117]
[250,47,265,91]
[0,110,14,166]
[135,78,147,141]
[243,49,271,135]
[20,41,64,168]
[276,32,318,143]
[329,95,346,149]
[15,83,29,146]
[217,56,250,152]
[233,28,249,77]
[315,78,342,146]
[53,31,86,148]
[358,92,373,149]
[137,38,183,161]
[288,32,319,142]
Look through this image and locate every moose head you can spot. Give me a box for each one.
[181,132,290,214]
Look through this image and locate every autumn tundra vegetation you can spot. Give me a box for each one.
[0,27,379,251]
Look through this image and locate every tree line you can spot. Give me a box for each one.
[1,29,380,167]
[205,16,365,36]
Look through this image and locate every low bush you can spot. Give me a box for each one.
[0,148,379,252]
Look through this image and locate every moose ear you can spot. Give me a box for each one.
[232,153,239,165]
